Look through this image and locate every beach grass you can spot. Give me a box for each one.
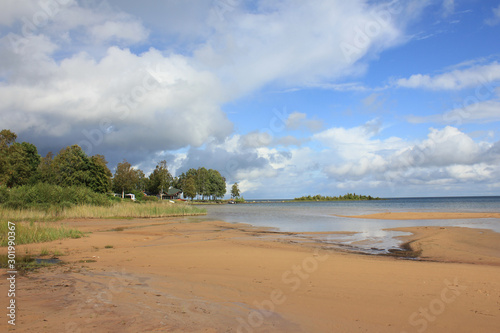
[0,201,207,222]
[0,221,85,247]
[0,202,205,246]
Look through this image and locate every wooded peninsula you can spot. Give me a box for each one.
[294,193,381,201]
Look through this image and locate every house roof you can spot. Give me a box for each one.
[166,188,182,195]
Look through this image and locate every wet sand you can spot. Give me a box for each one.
[391,226,500,266]
[1,217,500,332]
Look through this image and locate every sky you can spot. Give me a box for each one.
[1,0,500,199]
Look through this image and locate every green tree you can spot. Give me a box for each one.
[183,175,197,201]
[0,129,16,147]
[148,160,173,200]
[207,169,226,200]
[88,155,112,193]
[196,167,209,200]
[37,152,56,184]
[0,129,18,185]
[135,169,148,192]
[52,145,91,187]
[112,159,139,198]
[231,182,240,199]
[5,142,41,187]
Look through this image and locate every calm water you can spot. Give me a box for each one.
[200,197,500,253]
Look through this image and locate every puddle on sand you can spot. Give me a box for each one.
[297,230,414,255]
[35,258,62,264]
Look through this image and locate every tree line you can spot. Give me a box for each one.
[294,193,381,201]
[0,129,229,200]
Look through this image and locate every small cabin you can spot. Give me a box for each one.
[165,188,182,200]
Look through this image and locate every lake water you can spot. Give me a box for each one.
[200,197,500,254]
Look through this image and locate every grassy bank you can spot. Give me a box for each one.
[0,201,207,222]
[0,221,84,247]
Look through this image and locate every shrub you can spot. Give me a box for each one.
[0,186,9,203]
[0,183,111,210]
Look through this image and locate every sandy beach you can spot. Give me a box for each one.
[1,216,500,333]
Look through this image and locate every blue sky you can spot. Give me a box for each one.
[1,0,500,198]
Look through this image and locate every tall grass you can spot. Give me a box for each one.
[0,221,84,246]
[0,201,206,222]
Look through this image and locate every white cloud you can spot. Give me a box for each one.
[485,4,500,26]
[274,135,305,147]
[0,0,417,168]
[446,164,492,181]
[0,45,233,154]
[396,62,500,90]
[313,119,400,160]
[393,126,482,168]
[319,125,498,189]
[89,19,149,44]
[194,0,405,94]
[240,131,273,148]
[302,82,371,92]
[167,123,500,198]
[0,0,41,25]
[442,0,455,17]
[285,112,323,132]
[407,87,500,125]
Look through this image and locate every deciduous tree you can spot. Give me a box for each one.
[52,145,91,188]
[183,175,197,201]
[5,142,41,187]
[207,169,226,200]
[231,182,240,199]
[37,152,56,184]
[0,129,17,185]
[88,155,112,193]
[112,159,139,198]
[147,160,173,199]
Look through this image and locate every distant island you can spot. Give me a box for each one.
[294,193,382,201]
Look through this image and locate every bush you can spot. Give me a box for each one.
[108,194,123,203]
[129,190,146,202]
[0,186,9,203]
[0,183,111,210]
